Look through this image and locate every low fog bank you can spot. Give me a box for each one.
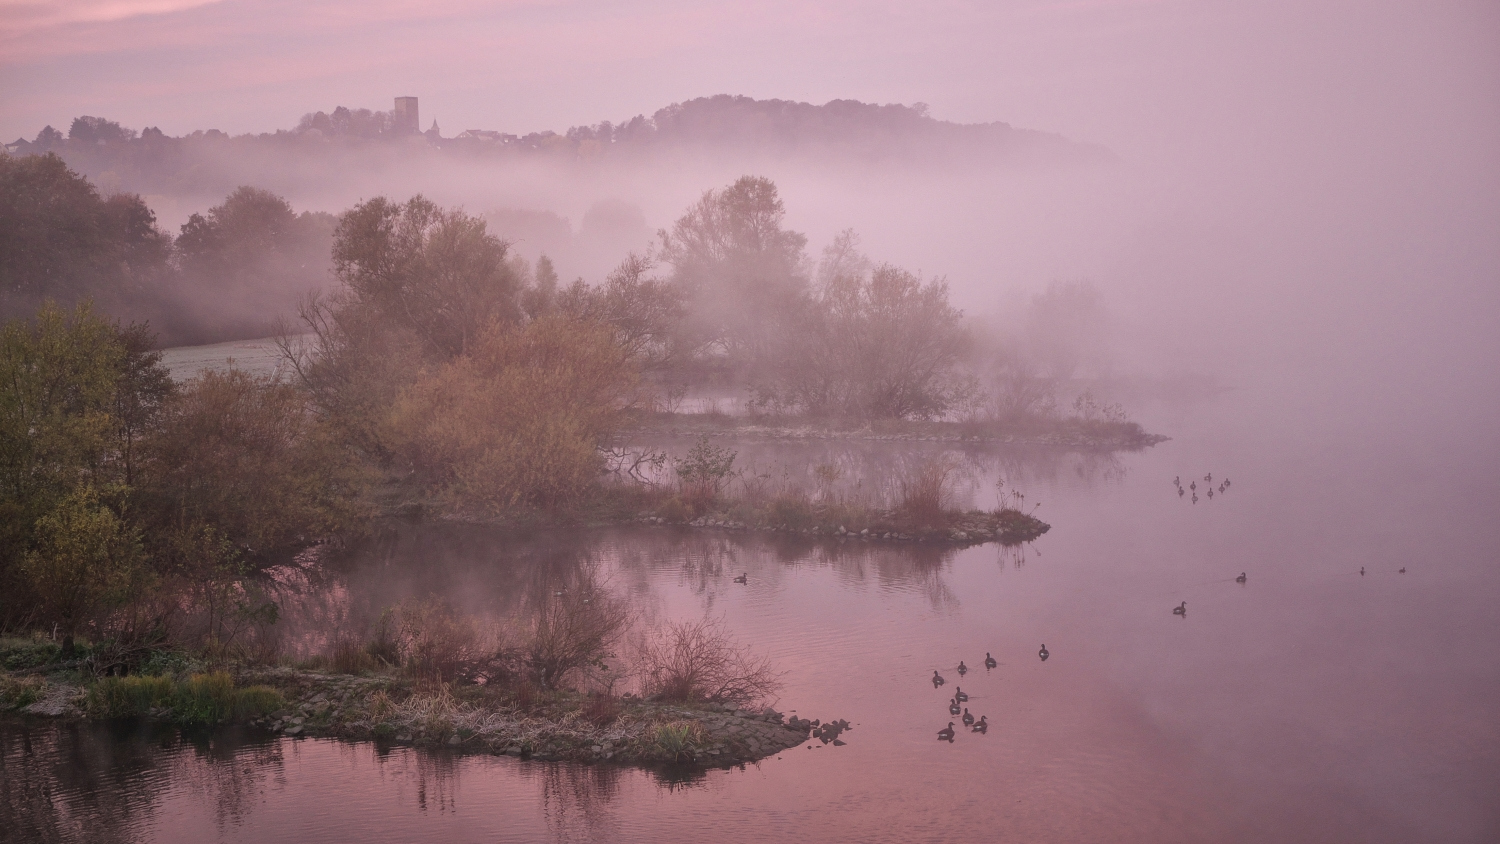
[9,0,1498,449]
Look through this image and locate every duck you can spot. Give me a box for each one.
[1399,567,1406,574]
[1038,644,1050,661]
[733,572,747,584]
[937,722,956,741]
[954,687,968,703]
[1206,488,1214,499]
[962,708,975,726]
[1172,601,1187,616]
[985,652,997,669]
[1173,476,1181,486]
[949,699,961,716]
[1178,488,1185,497]
[1190,481,1197,491]
[1205,473,1212,482]
[1192,494,1198,503]
[971,715,989,733]
[957,661,968,676]
[1236,572,1247,584]
[1360,567,1366,576]
[932,670,946,687]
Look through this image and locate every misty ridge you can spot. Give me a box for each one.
[5,95,1103,201]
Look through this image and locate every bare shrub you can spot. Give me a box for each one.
[637,617,782,704]
[523,578,632,689]
[395,598,485,682]
[897,458,956,528]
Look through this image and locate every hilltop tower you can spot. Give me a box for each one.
[393,97,419,134]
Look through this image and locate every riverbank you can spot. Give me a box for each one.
[621,411,1169,450]
[1,660,819,768]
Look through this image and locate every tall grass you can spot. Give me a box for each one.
[87,671,284,724]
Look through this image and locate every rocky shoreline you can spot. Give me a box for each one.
[2,666,824,768]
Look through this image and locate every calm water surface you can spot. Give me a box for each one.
[4,385,1498,843]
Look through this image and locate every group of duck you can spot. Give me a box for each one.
[1176,473,1230,504]
[932,652,1012,741]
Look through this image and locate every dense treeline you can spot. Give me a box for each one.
[0,153,333,344]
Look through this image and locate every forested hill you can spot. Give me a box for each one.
[3,96,1107,198]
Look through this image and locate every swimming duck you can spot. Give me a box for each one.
[932,670,946,687]
[733,572,747,584]
[1192,494,1198,503]
[949,699,961,716]
[1190,481,1197,491]
[1206,488,1214,499]
[985,653,997,669]
[1399,567,1406,574]
[1205,473,1212,482]
[957,661,968,676]
[1360,567,1365,576]
[1179,488,1185,497]
[962,708,975,726]
[1236,572,1247,584]
[954,687,968,703]
[1038,644,1050,661]
[1172,601,1187,616]
[971,715,989,733]
[937,723,956,741]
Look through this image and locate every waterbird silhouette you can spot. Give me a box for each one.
[1236,572,1247,584]
[1190,481,1197,491]
[933,670,946,687]
[1207,488,1214,499]
[957,661,968,676]
[1219,483,1226,493]
[955,687,968,702]
[937,723,956,741]
[972,715,989,733]
[1173,601,1187,616]
[1205,473,1212,482]
[962,708,975,726]
[1192,494,1198,504]
[949,699,961,716]
[1399,567,1406,574]
[733,572,747,584]
[1179,488,1185,497]
[985,653,997,669]
[1039,644,1050,661]
[1360,567,1365,576]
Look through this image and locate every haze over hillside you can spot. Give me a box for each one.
[6,95,1103,202]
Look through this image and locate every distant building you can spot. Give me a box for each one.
[393,97,419,134]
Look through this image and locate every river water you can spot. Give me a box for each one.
[4,381,1498,844]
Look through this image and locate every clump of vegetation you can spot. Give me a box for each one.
[87,671,283,724]
[649,720,709,762]
[896,458,958,528]
[0,674,46,710]
[674,437,737,512]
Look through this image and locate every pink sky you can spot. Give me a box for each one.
[2,0,1493,162]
